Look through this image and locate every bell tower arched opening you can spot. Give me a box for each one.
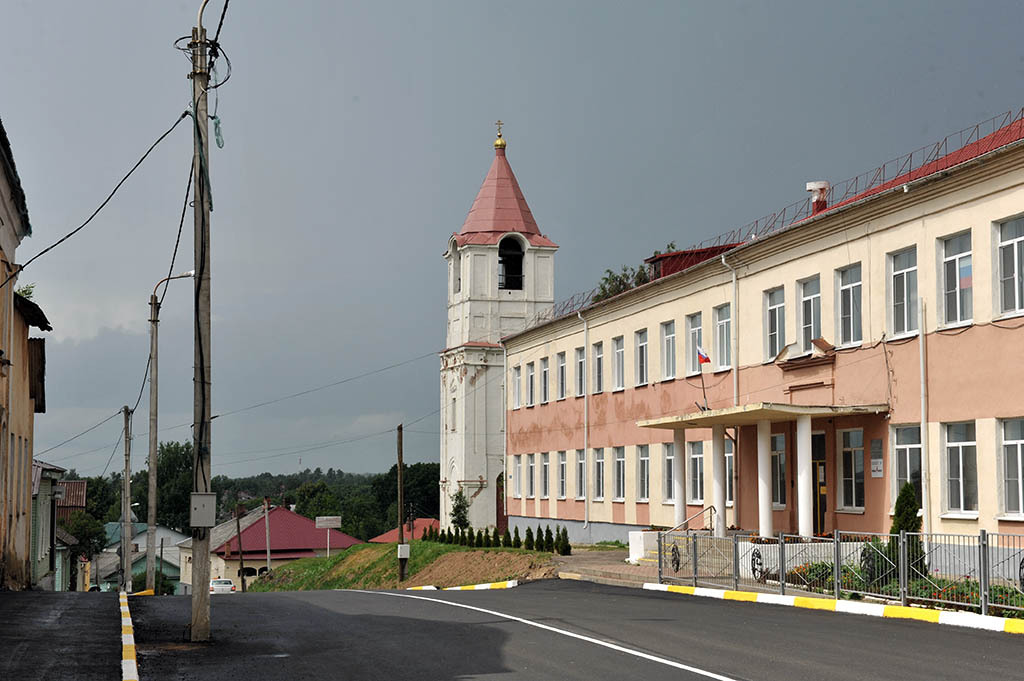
[498,237,524,290]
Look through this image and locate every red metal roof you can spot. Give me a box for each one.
[645,244,742,280]
[215,506,361,557]
[369,517,439,543]
[454,146,557,249]
[56,480,87,508]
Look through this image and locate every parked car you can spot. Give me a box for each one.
[209,579,236,594]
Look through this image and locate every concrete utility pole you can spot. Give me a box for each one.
[235,506,246,593]
[121,406,132,592]
[189,6,214,641]
[145,293,159,591]
[264,497,271,573]
[397,424,407,581]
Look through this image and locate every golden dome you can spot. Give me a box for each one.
[494,133,506,149]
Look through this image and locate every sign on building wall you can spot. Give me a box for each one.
[870,439,884,478]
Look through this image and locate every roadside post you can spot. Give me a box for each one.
[316,516,342,557]
[397,424,407,580]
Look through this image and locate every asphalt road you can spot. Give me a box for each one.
[127,580,1023,681]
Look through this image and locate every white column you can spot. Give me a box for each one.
[796,415,813,537]
[757,420,773,538]
[673,428,686,527]
[711,424,726,537]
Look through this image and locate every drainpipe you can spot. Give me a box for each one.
[578,310,589,529]
[502,344,508,525]
[720,255,739,407]
[918,300,932,535]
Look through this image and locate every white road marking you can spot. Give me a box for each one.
[346,590,742,681]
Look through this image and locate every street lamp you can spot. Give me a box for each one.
[145,270,194,592]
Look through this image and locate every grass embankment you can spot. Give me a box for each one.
[249,541,554,592]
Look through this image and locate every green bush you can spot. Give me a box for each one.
[544,526,554,552]
[513,527,521,548]
[132,570,176,596]
[524,527,534,551]
[492,528,500,546]
[503,528,512,548]
[536,525,543,551]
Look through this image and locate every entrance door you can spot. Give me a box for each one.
[812,433,827,535]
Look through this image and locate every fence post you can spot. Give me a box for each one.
[979,529,989,617]
[657,531,663,584]
[778,531,786,596]
[733,533,740,591]
[899,530,908,607]
[833,529,841,600]
[692,536,699,588]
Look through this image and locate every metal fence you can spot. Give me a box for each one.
[656,529,1024,617]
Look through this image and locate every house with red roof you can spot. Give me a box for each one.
[177,505,361,594]
[369,517,439,543]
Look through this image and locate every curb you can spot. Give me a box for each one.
[118,591,138,681]
[406,585,438,590]
[642,583,1024,635]
[443,579,519,591]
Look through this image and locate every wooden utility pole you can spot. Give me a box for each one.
[121,406,132,592]
[235,506,246,592]
[264,497,271,573]
[158,538,165,594]
[145,293,159,591]
[189,11,214,641]
[397,424,407,581]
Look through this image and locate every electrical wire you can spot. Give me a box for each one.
[212,0,230,45]
[35,411,120,457]
[99,425,127,478]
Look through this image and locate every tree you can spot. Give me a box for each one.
[591,243,677,303]
[491,527,500,547]
[450,490,470,531]
[294,481,342,520]
[890,482,925,574]
[15,282,35,300]
[524,527,534,551]
[58,510,106,589]
[513,527,521,548]
[502,528,512,548]
[536,525,543,551]
[544,526,554,552]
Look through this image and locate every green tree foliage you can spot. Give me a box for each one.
[524,527,534,551]
[544,526,554,552]
[15,283,35,300]
[591,243,677,303]
[890,482,926,574]
[491,527,500,547]
[294,481,343,520]
[502,528,512,548]
[132,569,175,596]
[513,527,521,548]
[130,442,194,532]
[536,525,543,551]
[58,510,107,589]
[450,490,470,531]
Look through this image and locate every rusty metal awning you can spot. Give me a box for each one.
[637,402,889,430]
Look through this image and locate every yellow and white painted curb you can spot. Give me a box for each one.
[643,583,1024,635]
[443,579,519,591]
[406,585,438,591]
[119,591,139,681]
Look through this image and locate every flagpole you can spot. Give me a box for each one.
[700,369,709,410]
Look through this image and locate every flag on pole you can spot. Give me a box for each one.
[696,346,711,365]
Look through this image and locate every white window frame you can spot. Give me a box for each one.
[725,437,734,507]
[637,445,650,502]
[612,337,625,391]
[688,441,704,504]
[686,312,703,376]
[945,422,978,513]
[594,448,605,500]
[765,288,786,360]
[890,247,918,336]
[592,342,604,394]
[1002,419,1024,516]
[714,304,731,370]
[527,454,535,498]
[526,362,535,407]
[512,365,521,409]
[575,347,585,397]
[837,264,862,346]
[771,434,786,507]
[838,429,865,510]
[998,216,1024,314]
[634,329,648,386]
[556,352,567,400]
[576,449,586,500]
[799,276,821,354]
[941,231,973,326]
[613,446,626,501]
[661,321,676,380]
[540,358,549,404]
[541,453,550,499]
[558,451,567,499]
[513,455,522,498]
[663,443,675,502]
[893,426,922,510]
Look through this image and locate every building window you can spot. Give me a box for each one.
[540,358,549,404]
[557,352,567,399]
[838,264,862,345]
[635,330,648,386]
[661,321,676,380]
[498,237,524,290]
[839,430,865,510]
[450,397,457,432]
[541,453,550,498]
[800,276,821,353]
[613,447,627,500]
[576,449,586,500]
[765,288,786,359]
[513,455,522,498]
[895,426,922,508]
[664,443,674,501]
[594,449,605,500]
[612,337,625,390]
[527,454,535,498]
[714,304,731,370]
[891,248,918,335]
[526,362,535,407]
[558,451,567,499]
[686,313,703,375]
[592,342,604,393]
[946,422,978,512]
[575,347,585,397]
[999,216,1024,314]
[942,232,973,324]
[725,437,734,506]
[637,445,650,501]
[688,442,704,504]
[771,434,786,506]
[512,366,521,409]
[1003,419,1024,515]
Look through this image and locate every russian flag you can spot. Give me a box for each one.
[696,345,711,365]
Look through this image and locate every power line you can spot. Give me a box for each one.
[35,411,120,457]
[99,426,127,478]
[212,0,231,45]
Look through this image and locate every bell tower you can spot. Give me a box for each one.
[439,125,557,530]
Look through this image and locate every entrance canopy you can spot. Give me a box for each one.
[637,402,889,430]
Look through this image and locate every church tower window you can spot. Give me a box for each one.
[498,237,524,290]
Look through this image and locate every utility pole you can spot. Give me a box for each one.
[397,424,407,581]
[158,537,165,594]
[121,406,132,593]
[263,497,271,573]
[234,506,246,593]
[189,6,214,642]
[145,293,159,591]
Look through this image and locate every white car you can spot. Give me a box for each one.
[209,579,236,594]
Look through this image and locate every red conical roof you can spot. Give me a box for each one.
[454,144,557,248]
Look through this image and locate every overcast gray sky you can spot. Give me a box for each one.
[6,1,1024,477]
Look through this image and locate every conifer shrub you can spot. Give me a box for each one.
[512,527,521,548]
[447,528,454,544]
[481,529,490,548]
[536,525,543,550]
[524,527,534,550]
[544,526,554,552]
[503,528,512,548]
[492,527,500,546]
[561,527,572,556]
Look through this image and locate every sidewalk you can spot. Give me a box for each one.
[553,548,659,587]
